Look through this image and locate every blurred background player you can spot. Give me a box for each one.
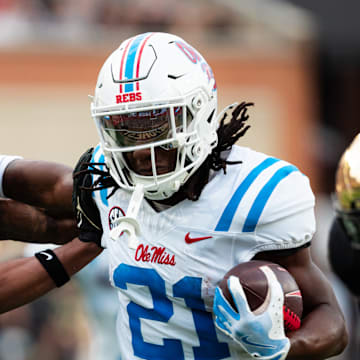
[328,133,360,357]
[329,133,360,298]
[75,252,121,360]
[73,32,347,360]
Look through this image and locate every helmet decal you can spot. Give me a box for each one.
[118,32,155,94]
[175,41,202,64]
[175,40,217,91]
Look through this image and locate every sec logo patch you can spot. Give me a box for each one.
[108,206,125,230]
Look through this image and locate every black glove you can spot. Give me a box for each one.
[72,148,103,247]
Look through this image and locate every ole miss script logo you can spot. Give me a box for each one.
[135,244,176,266]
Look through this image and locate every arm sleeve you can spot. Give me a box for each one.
[255,171,316,252]
[0,155,22,198]
[328,218,360,296]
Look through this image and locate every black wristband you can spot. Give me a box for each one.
[35,249,70,287]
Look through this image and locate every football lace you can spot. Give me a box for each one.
[283,305,301,332]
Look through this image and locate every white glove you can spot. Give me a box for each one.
[213,266,290,360]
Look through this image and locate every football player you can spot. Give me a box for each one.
[329,133,360,298]
[0,155,102,313]
[73,32,347,359]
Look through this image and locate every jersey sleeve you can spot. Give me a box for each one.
[0,155,22,198]
[254,170,316,252]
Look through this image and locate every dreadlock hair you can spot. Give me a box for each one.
[73,161,119,199]
[182,101,253,201]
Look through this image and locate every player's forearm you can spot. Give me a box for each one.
[0,256,56,313]
[3,160,73,212]
[287,303,348,359]
[53,238,102,277]
[0,199,78,244]
[0,238,102,314]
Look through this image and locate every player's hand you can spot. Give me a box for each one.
[72,148,103,248]
[213,267,290,360]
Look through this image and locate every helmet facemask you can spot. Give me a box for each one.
[92,89,217,200]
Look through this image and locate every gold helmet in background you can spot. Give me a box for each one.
[335,133,360,248]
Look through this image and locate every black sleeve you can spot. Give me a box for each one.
[328,217,360,296]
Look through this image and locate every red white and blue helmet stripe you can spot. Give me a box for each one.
[118,32,155,94]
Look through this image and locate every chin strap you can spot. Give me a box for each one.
[110,184,144,249]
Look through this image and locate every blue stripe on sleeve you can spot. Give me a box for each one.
[215,157,279,232]
[124,33,147,93]
[98,154,109,206]
[90,145,100,200]
[92,144,101,158]
[90,145,108,206]
[242,165,299,232]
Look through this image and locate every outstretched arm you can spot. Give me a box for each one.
[2,159,73,215]
[0,158,78,244]
[255,247,348,359]
[0,198,78,244]
[0,238,102,314]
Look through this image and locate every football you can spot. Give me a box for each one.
[218,260,302,332]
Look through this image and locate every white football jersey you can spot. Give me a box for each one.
[90,144,315,360]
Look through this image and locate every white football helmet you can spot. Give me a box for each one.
[91,32,218,200]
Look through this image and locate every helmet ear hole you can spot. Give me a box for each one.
[191,143,202,158]
[192,95,203,111]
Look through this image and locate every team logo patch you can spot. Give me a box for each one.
[108,206,126,231]
[135,244,176,266]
